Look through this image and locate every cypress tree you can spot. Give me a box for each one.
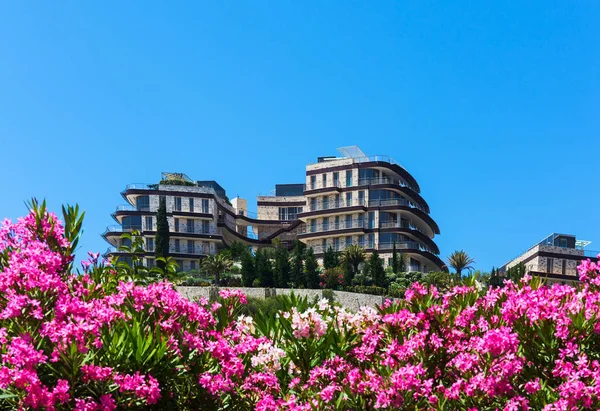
[155,197,170,269]
[369,251,386,288]
[399,252,407,273]
[323,246,339,269]
[392,242,399,274]
[290,240,306,287]
[241,251,256,287]
[304,248,320,289]
[274,245,291,287]
[256,248,274,287]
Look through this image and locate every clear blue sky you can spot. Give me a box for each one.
[1,1,599,271]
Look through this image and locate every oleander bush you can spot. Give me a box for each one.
[3,202,600,410]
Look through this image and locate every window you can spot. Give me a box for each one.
[322,174,327,187]
[322,239,327,250]
[345,192,352,206]
[310,219,316,232]
[146,237,154,252]
[547,258,554,273]
[175,260,183,270]
[190,260,196,270]
[358,235,365,247]
[368,212,375,229]
[146,258,154,268]
[202,220,210,233]
[310,175,316,190]
[346,170,353,187]
[334,238,340,251]
[136,196,150,211]
[562,259,566,275]
[202,199,209,213]
[187,240,194,254]
[322,196,329,210]
[335,215,340,229]
[278,207,303,220]
[311,197,317,211]
[346,236,353,246]
[357,213,364,227]
[368,234,374,248]
[187,218,194,233]
[174,218,180,232]
[345,215,352,228]
[145,216,153,231]
[358,191,365,205]
[189,198,194,212]
[175,197,182,211]
[174,239,180,253]
[323,217,329,231]
[333,172,339,187]
[122,216,141,230]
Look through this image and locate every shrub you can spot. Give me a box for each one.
[5,202,600,410]
[319,267,344,289]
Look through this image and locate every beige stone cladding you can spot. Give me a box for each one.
[257,195,305,220]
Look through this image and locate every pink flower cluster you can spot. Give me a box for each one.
[3,207,600,410]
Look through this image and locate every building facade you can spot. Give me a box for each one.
[297,147,444,272]
[500,233,599,283]
[104,147,445,273]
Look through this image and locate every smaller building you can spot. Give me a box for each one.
[500,233,599,283]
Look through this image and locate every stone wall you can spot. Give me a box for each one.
[176,286,387,309]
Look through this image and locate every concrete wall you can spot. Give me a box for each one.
[176,286,387,309]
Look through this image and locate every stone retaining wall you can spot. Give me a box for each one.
[176,286,387,310]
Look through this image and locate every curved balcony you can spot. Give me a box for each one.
[298,220,370,238]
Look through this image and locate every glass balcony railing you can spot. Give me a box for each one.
[584,250,600,258]
[115,204,151,212]
[300,221,369,234]
[309,240,432,255]
[304,180,343,191]
[305,197,425,213]
[104,225,142,234]
[106,245,211,255]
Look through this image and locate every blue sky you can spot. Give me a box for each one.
[1,1,598,271]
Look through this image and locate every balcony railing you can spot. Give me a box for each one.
[357,177,409,188]
[125,183,153,190]
[304,180,343,191]
[300,221,369,235]
[309,241,433,255]
[584,250,600,258]
[104,225,143,234]
[115,204,152,212]
[106,245,211,255]
[379,220,427,235]
[306,198,367,212]
[305,197,425,213]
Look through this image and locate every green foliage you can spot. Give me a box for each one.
[241,251,256,287]
[201,253,233,285]
[273,245,291,288]
[154,197,170,269]
[323,246,339,270]
[255,248,274,287]
[320,267,344,289]
[507,262,526,282]
[228,241,251,262]
[340,245,366,284]
[422,271,454,292]
[391,243,406,275]
[304,248,320,289]
[367,251,386,288]
[290,240,306,288]
[447,250,475,278]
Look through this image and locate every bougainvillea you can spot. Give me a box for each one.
[2,203,600,410]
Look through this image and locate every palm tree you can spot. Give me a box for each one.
[447,250,475,279]
[341,245,366,277]
[201,253,232,285]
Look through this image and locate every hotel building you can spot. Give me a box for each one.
[103,147,445,272]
